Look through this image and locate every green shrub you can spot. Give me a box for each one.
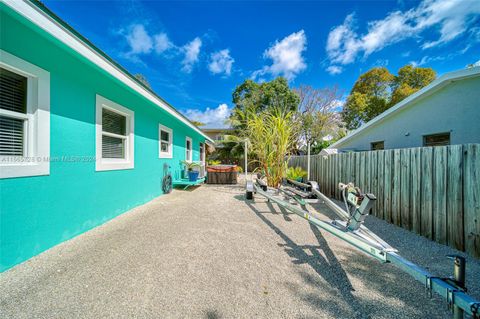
[208,160,221,165]
[286,166,307,181]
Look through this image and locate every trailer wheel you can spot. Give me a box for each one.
[246,181,255,200]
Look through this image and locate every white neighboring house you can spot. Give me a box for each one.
[329,67,480,152]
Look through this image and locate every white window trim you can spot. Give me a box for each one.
[95,95,134,171]
[185,136,192,162]
[199,142,205,165]
[0,50,50,179]
[159,124,173,159]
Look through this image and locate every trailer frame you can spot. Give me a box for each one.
[246,179,480,318]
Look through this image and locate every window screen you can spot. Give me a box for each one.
[423,133,450,147]
[102,108,127,159]
[371,141,384,150]
[0,116,24,156]
[0,67,27,156]
[102,135,125,158]
[102,109,126,135]
[160,130,170,153]
[0,67,27,114]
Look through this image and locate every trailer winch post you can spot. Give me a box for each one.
[347,193,376,231]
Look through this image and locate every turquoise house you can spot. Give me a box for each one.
[0,1,212,271]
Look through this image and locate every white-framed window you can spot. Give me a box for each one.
[95,95,134,171]
[159,124,173,158]
[185,136,192,162]
[0,50,50,179]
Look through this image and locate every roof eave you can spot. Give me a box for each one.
[330,66,480,149]
[5,0,213,143]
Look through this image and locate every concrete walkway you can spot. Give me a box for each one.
[1,184,479,318]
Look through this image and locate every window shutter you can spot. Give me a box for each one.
[0,67,27,113]
[102,135,125,158]
[0,116,24,156]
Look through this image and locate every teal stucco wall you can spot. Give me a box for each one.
[0,5,206,271]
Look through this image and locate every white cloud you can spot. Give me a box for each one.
[124,24,175,58]
[326,65,343,75]
[184,103,232,128]
[126,24,153,54]
[326,0,480,66]
[181,37,202,73]
[208,49,235,76]
[154,33,173,54]
[253,30,307,81]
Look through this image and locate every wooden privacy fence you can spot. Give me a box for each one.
[288,144,480,258]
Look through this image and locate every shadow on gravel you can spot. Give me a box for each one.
[204,309,222,319]
[244,200,362,318]
[243,198,454,318]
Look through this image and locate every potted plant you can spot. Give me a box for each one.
[181,161,201,181]
[286,166,308,182]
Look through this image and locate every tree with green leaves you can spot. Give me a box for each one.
[342,65,436,130]
[191,121,205,127]
[230,77,300,130]
[342,67,394,130]
[390,65,436,106]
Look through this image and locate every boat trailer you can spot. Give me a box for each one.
[246,178,480,318]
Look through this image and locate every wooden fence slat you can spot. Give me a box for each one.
[328,155,333,197]
[433,146,448,245]
[365,151,371,194]
[360,152,366,196]
[334,154,338,198]
[411,148,422,234]
[392,149,402,226]
[337,154,343,199]
[421,147,434,239]
[377,151,385,220]
[447,145,464,250]
[464,144,480,258]
[322,155,327,193]
[384,150,393,223]
[400,148,411,230]
[371,151,378,216]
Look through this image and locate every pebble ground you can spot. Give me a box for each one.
[1,183,479,318]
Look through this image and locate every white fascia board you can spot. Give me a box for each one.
[331,66,480,148]
[5,0,214,143]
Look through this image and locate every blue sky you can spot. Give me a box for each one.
[44,0,480,128]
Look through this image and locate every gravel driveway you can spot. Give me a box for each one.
[1,183,479,319]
